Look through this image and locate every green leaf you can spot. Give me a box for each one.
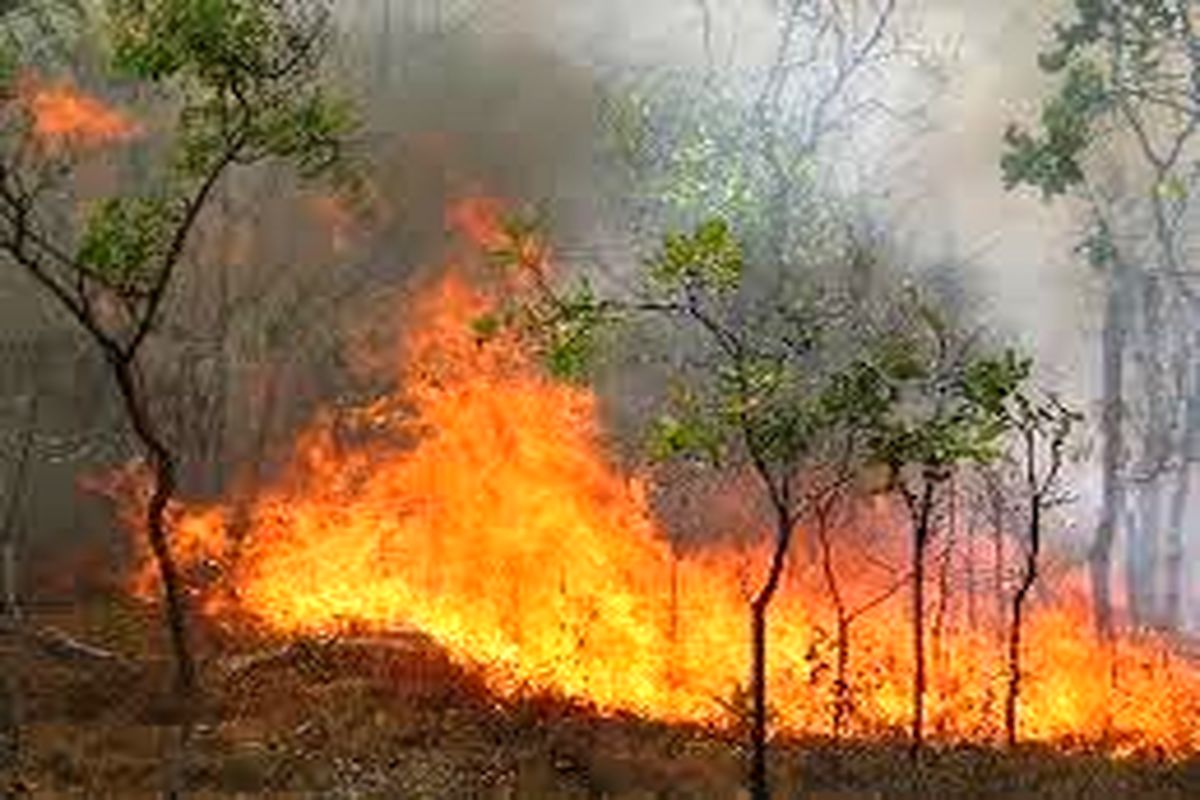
[470,312,503,341]
[649,217,744,291]
[540,282,610,382]
[77,195,175,293]
[1001,62,1108,199]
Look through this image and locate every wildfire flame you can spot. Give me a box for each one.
[22,80,139,150]
[121,197,1200,755]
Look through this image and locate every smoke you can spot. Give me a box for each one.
[334,1,1093,381]
[0,0,1112,557]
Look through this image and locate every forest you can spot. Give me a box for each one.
[1,0,1200,798]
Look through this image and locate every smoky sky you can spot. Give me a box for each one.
[337,0,1093,394]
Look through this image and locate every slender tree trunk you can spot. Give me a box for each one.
[1,393,36,795]
[910,478,936,762]
[0,547,21,795]
[0,538,21,797]
[1123,491,1145,626]
[966,497,978,631]
[932,518,955,669]
[1092,271,1127,640]
[1128,274,1167,626]
[748,510,795,800]
[1006,432,1040,748]
[109,356,195,800]
[833,615,850,742]
[815,500,850,743]
[749,600,770,800]
[990,481,1006,643]
[1164,356,1199,631]
[1135,479,1163,626]
[1165,461,1191,632]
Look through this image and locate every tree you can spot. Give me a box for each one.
[0,1,359,795]
[809,469,908,747]
[1003,0,1200,635]
[479,209,1036,795]
[595,0,912,270]
[478,212,896,799]
[859,308,1029,760]
[1000,391,1078,748]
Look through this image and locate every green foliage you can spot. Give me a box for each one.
[470,311,504,341]
[600,89,652,170]
[962,349,1033,419]
[0,39,16,87]
[107,0,284,82]
[655,123,761,223]
[865,346,1030,476]
[541,282,610,382]
[598,82,834,265]
[1001,62,1109,198]
[480,202,1041,506]
[0,0,86,70]
[1039,0,1179,74]
[649,217,743,292]
[820,359,897,431]
[104,0,357,187]
[840,295,1035,482]
[485,209,545,271]
[1076,223,1116,269]
[648,383,725,464]
[77,196,175,293]
[1002,0,1197,201]
[246,91,352,179]
[0,0,360,355]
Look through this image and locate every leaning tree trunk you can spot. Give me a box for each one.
[1092,270,1127,640]
[110,356,196,800]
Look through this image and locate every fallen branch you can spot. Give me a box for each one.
[0,620,138,672]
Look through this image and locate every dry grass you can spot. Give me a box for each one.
[3,592,1199,798]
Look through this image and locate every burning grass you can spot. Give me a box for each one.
[111,256,1200,758]
[5,592,1200,798]
[63,196,1200,797]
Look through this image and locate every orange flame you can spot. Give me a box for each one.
[23,80,139,150]
[121,198,1200,755]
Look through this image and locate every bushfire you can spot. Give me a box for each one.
[22,80,138,149]
[120,199,1200,757]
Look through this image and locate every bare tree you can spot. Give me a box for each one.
[1002,393,1078,747]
